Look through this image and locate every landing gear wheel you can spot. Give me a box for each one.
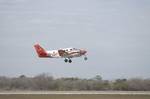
[64,58,68,63]
[69,59,72,63]
[84,57,88,61]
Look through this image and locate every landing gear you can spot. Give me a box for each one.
[64,58,72,63]
[84,57,88,61]
[68,59,72,63]
[64,58,68,63]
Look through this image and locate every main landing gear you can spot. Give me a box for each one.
[84,56,88,61]
[64,58,72,63]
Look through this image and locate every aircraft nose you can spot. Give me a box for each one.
[80,49,87,55]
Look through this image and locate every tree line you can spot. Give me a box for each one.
[0,74,150,91]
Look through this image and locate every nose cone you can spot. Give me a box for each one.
[80,49,87,55]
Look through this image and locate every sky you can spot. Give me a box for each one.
[0,0,150,79]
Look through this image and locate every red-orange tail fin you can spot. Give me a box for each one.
[34,44,48,57]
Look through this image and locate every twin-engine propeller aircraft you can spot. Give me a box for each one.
[34,44,88,63]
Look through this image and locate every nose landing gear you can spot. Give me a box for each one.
[84,56,88,61]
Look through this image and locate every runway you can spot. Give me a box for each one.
[0,91,150,95]
[0,91,150,99]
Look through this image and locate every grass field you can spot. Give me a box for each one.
[0,91,150,99]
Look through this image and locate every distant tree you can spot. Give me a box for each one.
[19,75,26,78]
[0,74,150,91]
[33,73,54,90]
[0,76,11,90]
[127,78,150,91]
[93,75,102,81]
[113,79,129,90]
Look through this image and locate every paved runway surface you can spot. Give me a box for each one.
[0,91,150,94]
[0,91,150,99]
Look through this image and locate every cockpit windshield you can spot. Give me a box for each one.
[72,48,79,51]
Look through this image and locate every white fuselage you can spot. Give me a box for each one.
[46,50,60,58]
[46,47,81,58]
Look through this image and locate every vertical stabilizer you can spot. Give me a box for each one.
[34,44,48,57]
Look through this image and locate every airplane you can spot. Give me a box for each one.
[34,44,88,63]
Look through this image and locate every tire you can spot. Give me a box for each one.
[69,59,72,63]
[84,57,88,60]
[64,58,68,62]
